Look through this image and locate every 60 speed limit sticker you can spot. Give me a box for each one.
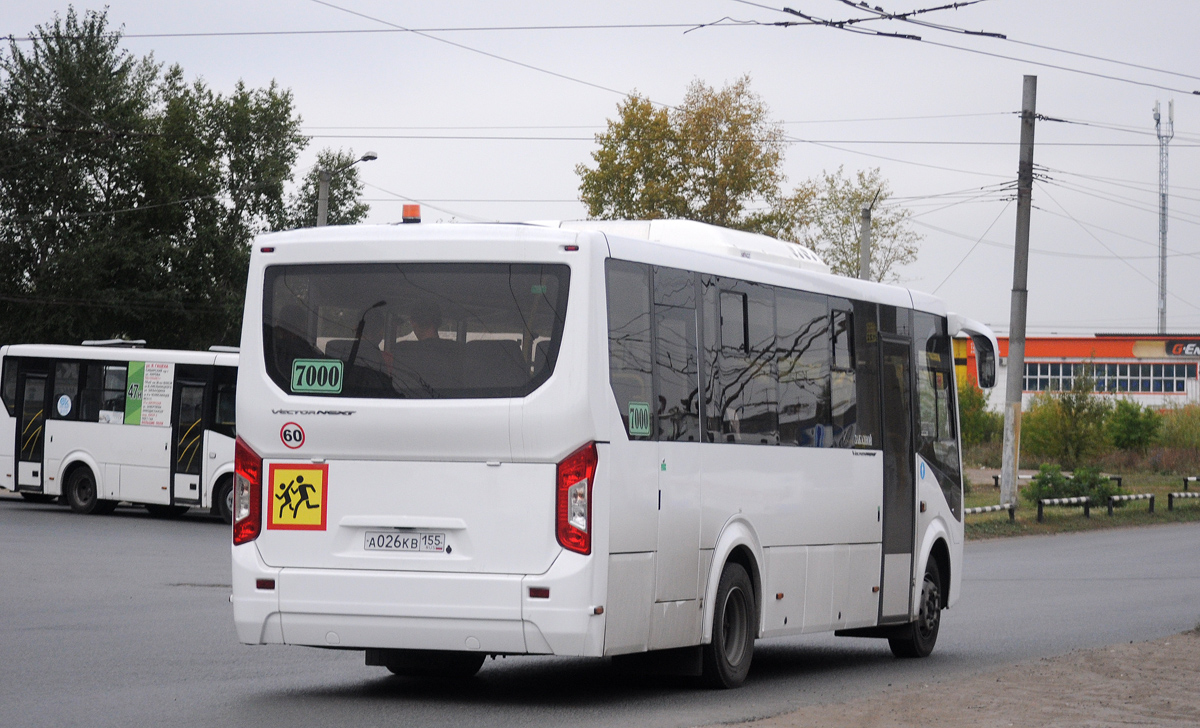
[280,422,305,449]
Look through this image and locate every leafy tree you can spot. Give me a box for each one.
[1021,366,1113,469]
[1107,399,1162,453]
[958,378,1002,447]
[282,148,372,229]
[793,167,919,282]
[576,77,919,280]
[0,7,313,349]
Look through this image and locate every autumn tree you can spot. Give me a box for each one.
[794,167,919,282]
[576,77,920,281]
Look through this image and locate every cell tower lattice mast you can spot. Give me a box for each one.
[1155,100,1174,334]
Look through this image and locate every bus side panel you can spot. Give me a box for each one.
[203,430,235,509]
[698,446,882,550]
[115,426,171,505]
[44,420,116,497]
[1,406,15,491]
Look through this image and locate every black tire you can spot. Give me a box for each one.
[66,467,104,514]
[19,492,57,504]
[701,562,757,688]
[380,649,486,679]
[888,557,943,659]
[212,477,234,523]
[145,503,190,519]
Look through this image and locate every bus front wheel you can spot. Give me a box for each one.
[701,562,756,688]
[888,557,942,659]
[66,467,115,515]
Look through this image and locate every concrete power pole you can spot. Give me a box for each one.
[858,190,881,281]
[1155,100,1174,334]
[1000,75,1037,511]
[858,206,872,280]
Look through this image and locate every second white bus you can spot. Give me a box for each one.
[231,220,996,687]
[1,343,239,520]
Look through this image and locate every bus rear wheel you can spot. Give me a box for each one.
[888,557,942,659]
[66,467,114,515]
[212,477,234,523]
[701,562,756,688]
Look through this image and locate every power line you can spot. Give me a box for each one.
[738,1,1200,95]
[931,200,1011,293]
[361,182,488,222]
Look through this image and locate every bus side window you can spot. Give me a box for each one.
[52,362,81,420]
[652,266,699,442]
[830,307,857,447]
[1,358,16,416]
[95,365,127,424]
[852,300,882,450]
[777,290,831,447]
[605,259,654,440]
[914,312,962,519]
[707,280,777,445]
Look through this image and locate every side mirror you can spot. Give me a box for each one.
[971,334,997,389]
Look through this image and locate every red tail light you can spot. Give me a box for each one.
[556,442,597,555]
[233,437,263,546]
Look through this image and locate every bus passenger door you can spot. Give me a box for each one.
[16,372,48,492]
[171,381,207,506]
[878,337,915,623]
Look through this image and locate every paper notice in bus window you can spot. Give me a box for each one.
[124,361,175,427]
[628,401,651,436]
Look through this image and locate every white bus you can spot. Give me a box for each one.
[231,220,996,687]
[1,343,239,521]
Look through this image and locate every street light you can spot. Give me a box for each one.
[316,150,378,227]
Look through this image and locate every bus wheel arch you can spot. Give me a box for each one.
[702,520,764,645]
[926,538,951,610]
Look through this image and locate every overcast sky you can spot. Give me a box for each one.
[9,1,1200,336]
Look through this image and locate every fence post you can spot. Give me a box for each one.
[1111,476,1122,490]
[993,474,1001,489]
[1083,498,1090,518]
[1169,493,1175,511]
[1037,500,1044,523]
[1107,496,1114,517]
[1008,505,1015,522]
[1149,494,1155,514]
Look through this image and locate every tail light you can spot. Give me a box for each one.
[233,437,263,545]
[556,442,598,555]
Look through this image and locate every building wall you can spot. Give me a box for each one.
[963,335,1200,411]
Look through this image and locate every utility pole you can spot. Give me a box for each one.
[1000,75,1037,511]
[316,151,378,227]
[858,190,881,281]
[1155,100,1174,334]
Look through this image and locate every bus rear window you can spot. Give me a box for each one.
[263,263,570,399]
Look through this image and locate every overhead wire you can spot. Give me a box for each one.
[931,200,1011,293]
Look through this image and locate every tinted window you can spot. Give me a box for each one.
[1,358,16,416]
[176,385,205,476]
[212,366,237,439]
[52,362,81,420]
[705,278,777,444]
[654,267,699,442]
[776,290,830,447]
[852,300,881,449]
[80,364,128,424]
[914,311,962,519]
[264,263,570,399]
[830,306,857,447]
[606,260,653,439]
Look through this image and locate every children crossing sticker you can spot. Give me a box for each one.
[267,463,329,531]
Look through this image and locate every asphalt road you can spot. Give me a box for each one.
[2,493,1198,728]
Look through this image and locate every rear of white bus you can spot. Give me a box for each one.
[231,224,614,670]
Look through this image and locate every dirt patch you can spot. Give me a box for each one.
[711,631,1200,728]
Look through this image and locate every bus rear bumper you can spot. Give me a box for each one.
[233,547,604,657]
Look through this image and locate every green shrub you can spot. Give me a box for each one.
[1159,404,1200,450]
[1107,399,1161,453]
[958,379,1002,447]
[1020,367,1112,469]
[1022,464,1125,505]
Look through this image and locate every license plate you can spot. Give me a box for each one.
[364,530,446,553]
